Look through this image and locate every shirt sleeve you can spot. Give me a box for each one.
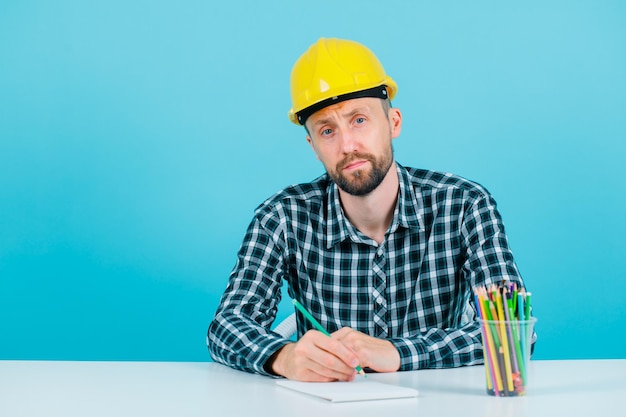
[390,190,533,370]
[207,214,290,376]
[389,321,483,370]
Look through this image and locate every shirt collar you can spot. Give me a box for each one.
[394,162,424,232]
[324,163,424,249]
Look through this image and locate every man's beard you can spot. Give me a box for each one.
[329,145,394,196]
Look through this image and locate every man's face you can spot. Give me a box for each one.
[305,97,402,196]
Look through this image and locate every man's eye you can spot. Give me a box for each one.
[355,117,365,124]
[321,128,333,136]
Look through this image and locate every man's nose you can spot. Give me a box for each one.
[338,127,359,154]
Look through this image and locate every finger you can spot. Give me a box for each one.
[311,332,361,370]
[331,327,354,339]
[307,360,356,382]
[331,329,401,372]
[297,331,359,379]
[329,328,366,364]
[288,336,356,381]
[307,349,357,381]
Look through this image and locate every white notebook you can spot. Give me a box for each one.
[276,379,418,402]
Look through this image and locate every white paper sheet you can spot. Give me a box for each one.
[276,379,419,402]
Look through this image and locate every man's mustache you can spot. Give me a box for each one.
[337,152,375,170]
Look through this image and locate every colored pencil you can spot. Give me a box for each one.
[495,291,514,392]
[475,293,498,394]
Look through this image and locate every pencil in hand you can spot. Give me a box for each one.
[292,299,366,376]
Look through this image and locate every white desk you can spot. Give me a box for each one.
[0,359,623,417]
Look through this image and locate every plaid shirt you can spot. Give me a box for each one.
[208,163,527,376]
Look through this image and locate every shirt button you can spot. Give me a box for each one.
[376,297,384,305]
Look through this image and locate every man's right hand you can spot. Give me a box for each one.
[269,330,361,381]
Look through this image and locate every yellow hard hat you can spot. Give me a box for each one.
[288,38,397,125]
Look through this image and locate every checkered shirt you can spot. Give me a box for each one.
[207,163,527,376]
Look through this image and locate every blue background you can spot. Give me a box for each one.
[1,1,624,362]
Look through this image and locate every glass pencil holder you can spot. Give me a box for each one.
[478,318,536,397]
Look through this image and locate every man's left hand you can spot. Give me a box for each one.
[331,328,401,372]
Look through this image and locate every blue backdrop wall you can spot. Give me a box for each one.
[1,1,624,362]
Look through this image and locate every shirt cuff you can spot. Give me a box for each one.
[389,338,429,371]
[254,339,292,377]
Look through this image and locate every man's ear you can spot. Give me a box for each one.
[389,108,402,139]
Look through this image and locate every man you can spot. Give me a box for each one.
[207,38,531,382]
